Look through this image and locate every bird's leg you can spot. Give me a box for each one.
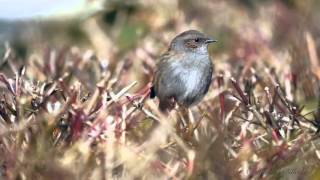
[177,107,200,142]
[177,106,191,141]
[188,108,199,141]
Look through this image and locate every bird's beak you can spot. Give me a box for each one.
[205,38,217,44]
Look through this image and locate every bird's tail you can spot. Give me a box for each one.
[150,86,156,99]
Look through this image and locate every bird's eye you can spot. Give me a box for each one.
[194,38,200,42]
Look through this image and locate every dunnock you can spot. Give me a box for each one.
[150,30,217,112]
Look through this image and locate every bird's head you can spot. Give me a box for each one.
[169,30,217,54]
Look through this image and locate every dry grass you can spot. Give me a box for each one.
[1,0,320,179]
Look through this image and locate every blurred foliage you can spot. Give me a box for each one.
[1,0,320,179]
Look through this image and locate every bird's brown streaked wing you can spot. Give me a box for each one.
[151,51,174,90]
[151,51,184,98]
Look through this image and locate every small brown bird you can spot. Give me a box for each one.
[150,30,217,112]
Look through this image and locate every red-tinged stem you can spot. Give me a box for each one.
[217,74,225,121]
[230,77,249,106]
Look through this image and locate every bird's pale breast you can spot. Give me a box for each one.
[168,54,212,106]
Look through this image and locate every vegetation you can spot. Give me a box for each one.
[1,0,320,179]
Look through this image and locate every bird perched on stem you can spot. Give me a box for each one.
[150,30,217,112]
